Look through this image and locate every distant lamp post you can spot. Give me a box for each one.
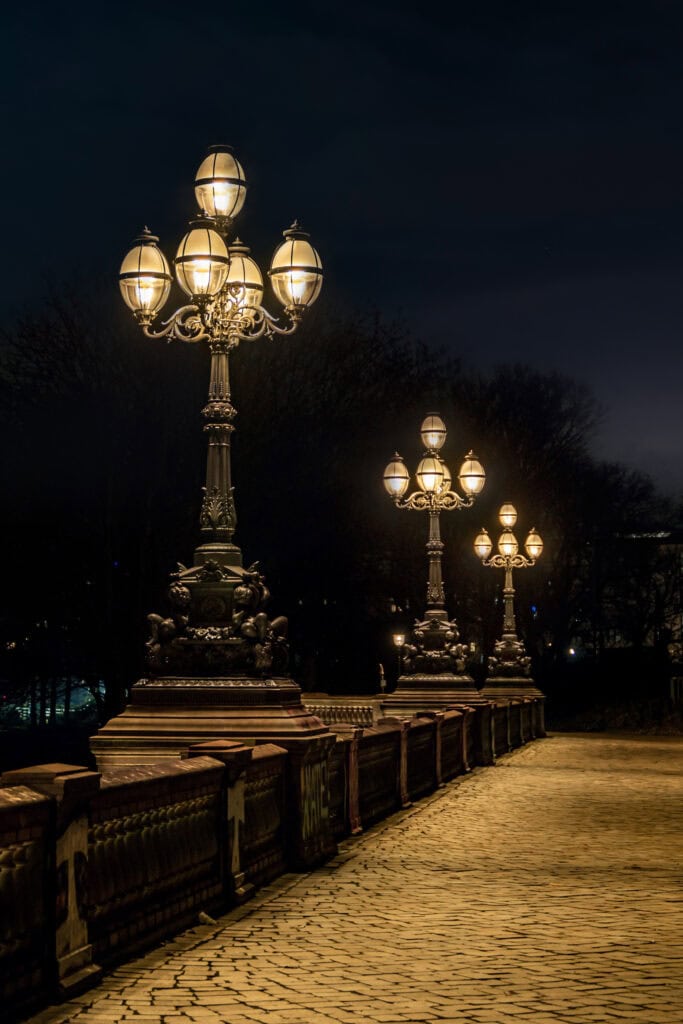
[115,144,322,682]
[381,414,485,708]
[474,503,545,703]
[392,632,406,676]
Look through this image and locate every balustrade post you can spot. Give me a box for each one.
[0,763,102,998]
[186,739,255,903]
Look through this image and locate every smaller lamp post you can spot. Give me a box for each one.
[392,632,406,676]
[474,503,544,701]
[381,414,485,710]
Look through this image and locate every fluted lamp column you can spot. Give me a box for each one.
[381,414,487,713]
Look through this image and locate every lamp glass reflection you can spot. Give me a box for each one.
[383,455,410,497]
[498,529,519,557]
[525,529,544,559]
[499,503,517,528]
[119,232,172,315]
[420,413,446,451]
[416,456,444,493]
[474,528,493,560]
[194,145,247,221]
[458,451,486,495]
[175,225,229,297]
[269,227,323,308]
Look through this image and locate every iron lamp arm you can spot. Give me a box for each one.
[394,489,476,512]
[482,553,536,569]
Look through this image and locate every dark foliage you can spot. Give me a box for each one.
[0,286,677,726]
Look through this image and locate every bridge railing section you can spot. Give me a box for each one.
[0,695,542,1020]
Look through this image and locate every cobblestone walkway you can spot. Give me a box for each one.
[32,733,683,1024]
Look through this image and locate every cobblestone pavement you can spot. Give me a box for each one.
[31,733,683,1024]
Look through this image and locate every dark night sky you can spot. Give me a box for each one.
[4,1,683,494]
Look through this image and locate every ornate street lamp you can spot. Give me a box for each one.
[381,414,485,708]
[115,145,322,680]
[392,631,406,676]
[92,146,334,794]
[474,503,545,703]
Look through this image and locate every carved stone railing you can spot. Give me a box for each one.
[406,717,438,800]
[493,702,511,756]
[0,785,53,1021]
[304,703,375,727]
[358,723,403,825]
[0,694,545,1018]
[242,744,287,888]
[88,758,224,967]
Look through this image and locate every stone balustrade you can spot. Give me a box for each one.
[0,695,542,1020]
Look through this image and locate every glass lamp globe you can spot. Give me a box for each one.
[420,413,447,451]
[392,633,406,648]
[269,222,323,308]
[194,145,247,222]
[499,503,518,528]
[416,456,444,494]
[383,454,410,498]
[119,228,172,317]
[458,451,486,496]
[226,239,264,315]
[498,529,519,557]
[525,529,544,560]
[474,528,493,560]
[175,222,229,298]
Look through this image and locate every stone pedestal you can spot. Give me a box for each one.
[382,672,483,715]
[91,676,329,768]
[91,676,337,871]
[480,677,546,736]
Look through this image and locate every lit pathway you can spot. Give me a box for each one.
[31,733,683,1024]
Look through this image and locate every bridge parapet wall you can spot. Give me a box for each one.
[0,695,544,1019]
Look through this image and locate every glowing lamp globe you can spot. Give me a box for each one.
[458,451,485,496]
[392,633,406,648]
[269,222,323,308]
[474,528,493,560]
[119,229,172,317]
[194,145,247,222]
[383,454,410,498]
[175,222,229,298]
[525,529,544,560]
[416,456,444,494]
[420,413,446,451]
[498,529,519,557]
[226,240,264,314]
[499,503,517,528]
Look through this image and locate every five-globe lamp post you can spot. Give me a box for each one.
[381,415,485,708]
[119,145,323,571]
[474,504,544,697]
[107,142,326,705]
[384,415,485,622]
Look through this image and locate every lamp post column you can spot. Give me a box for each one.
[502,565,516,637]
[195,341,241,567]
[426,509,446,619]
